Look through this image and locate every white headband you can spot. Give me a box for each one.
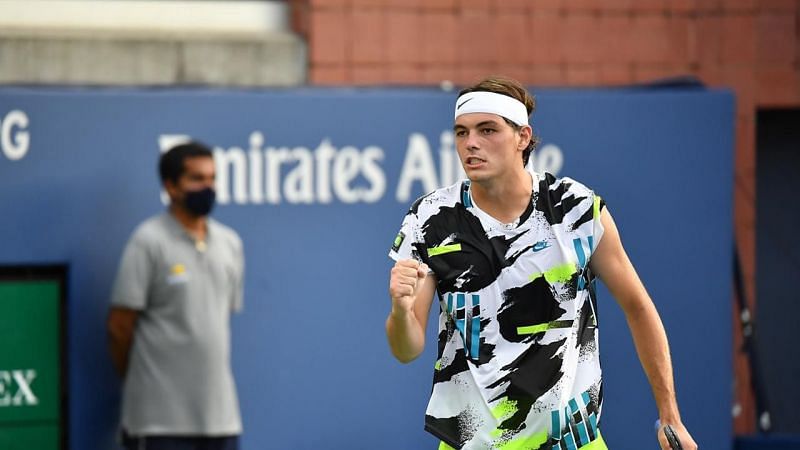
[454,91,529,126]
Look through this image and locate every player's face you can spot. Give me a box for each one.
[454,112,525,183]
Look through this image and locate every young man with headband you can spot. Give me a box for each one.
[386,77,697,450]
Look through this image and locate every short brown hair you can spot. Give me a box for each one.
[458,76,540,166]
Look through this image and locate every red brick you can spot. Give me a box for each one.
[758,0,798,12]
[310,0,349,7]
[720,15,757,64]
[457,11,498,65]
[562,0,597,13]
[460,0,491,9]
[733,185,755,235]
[696,63,724,85]
[598,64,634,85]
[733,186,755,237]
[386,65,425,84]
[797,29,800,67]
[670,0,697,13]
[631,0,667,13]
[756,66,800,106]
[528,65,564,86]
[530,0,563,13]
[734,114,755,180]
[494,64,532,84]
[421,65,460,85]
[564,65,599,86]
[632,64,694,83]
[519,13,538,64]
[722,0,757,12]
[310,65,349,84]
[665,16,692,63]
[494,13,528,59]
[310,10,349,64]
[491,0,529,12]
[561,15,601,64]
[421,0,458,11]
[290,0,310,37]
[529,13,564,64]
[385,0,422,9]
[421,12,458,64]
[351,65,388,84]
[719,66,757,114]
[693,15,723,65]
[387,11,423,64]
[598,15,636,64]
[632,15,691,64]
[695,0,723,12]
[349,10,386,64]
[455,64,497,85]
[350,0,384,8]
[756,13,796,64]
[603,0,633,11]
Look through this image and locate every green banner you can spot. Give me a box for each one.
[0,280,61,449]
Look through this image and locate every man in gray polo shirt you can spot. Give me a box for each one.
[107,141,244,450]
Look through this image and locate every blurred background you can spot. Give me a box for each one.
[0,0,797,449]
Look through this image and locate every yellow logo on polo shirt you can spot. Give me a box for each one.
[167,263,189,284]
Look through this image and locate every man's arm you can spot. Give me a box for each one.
[386,259,437,363]
[107,307,139,377]
[589,208,698,450]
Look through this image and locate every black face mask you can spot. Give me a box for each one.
[183,187,216,216]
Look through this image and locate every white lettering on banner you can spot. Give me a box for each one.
[248,132,265,204]
[158,132,563,205]
[216,147,248,204]
[361,146,386,202]
[0,369,38,407]
[529,144,564,175]
[1,110,30,161]
[209,132,388,205]
[396,133,437,202]
[396,132,466,203]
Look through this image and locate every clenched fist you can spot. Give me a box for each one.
[389,259,429,313]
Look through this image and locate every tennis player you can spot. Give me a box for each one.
[386,76,697,450]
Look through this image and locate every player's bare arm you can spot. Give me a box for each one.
[386,259,437,363]
[589,208,698,450]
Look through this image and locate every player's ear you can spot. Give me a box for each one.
[518,126,532,150]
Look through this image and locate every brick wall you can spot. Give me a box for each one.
[291,0,800,434]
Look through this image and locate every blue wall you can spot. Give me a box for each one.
[0,86,733,449]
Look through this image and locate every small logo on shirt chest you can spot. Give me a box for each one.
[532,240,551,252]
[166,263,189,284]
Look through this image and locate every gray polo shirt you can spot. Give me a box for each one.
[111,212,244,436]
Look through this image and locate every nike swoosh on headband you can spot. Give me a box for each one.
[457,98,474,109]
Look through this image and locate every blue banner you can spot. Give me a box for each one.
[0,86,734,450]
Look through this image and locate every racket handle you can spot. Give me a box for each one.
[654,420,683,450]
[663,425,683,450]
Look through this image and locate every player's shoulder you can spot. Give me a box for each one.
[540,172,597,199]
[406,180,465,218]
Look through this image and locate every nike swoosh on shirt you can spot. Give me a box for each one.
[532,240,551,252]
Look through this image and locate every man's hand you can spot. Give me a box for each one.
[657,422,697,450]
[389,259,428,315]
